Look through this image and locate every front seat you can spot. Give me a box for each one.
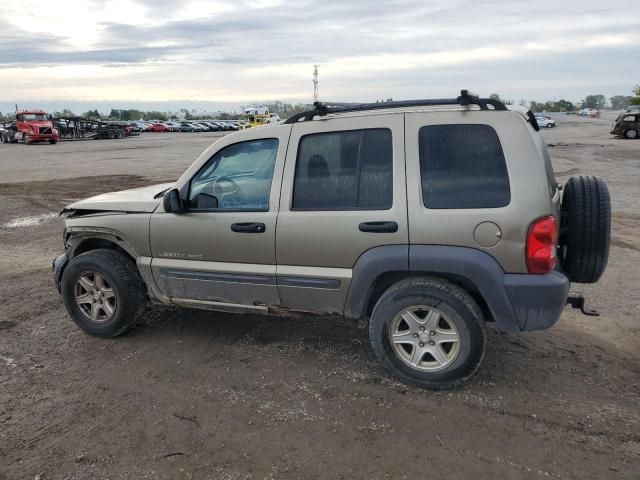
[294,154,330,209]
[308,154,329,178]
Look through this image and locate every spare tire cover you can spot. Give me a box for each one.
[558,175,611,283]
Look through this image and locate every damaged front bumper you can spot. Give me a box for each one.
[52,254,68,293]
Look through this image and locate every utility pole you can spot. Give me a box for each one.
[313,65,319,103]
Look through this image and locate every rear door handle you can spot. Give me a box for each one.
[231,222,266,233]
[358,221,398,233]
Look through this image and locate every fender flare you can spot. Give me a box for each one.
[66,227,139,260]
[409,245,520,333]
[343,245,408,321]
[343,245,523,333]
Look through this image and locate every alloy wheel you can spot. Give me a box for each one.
[74,272,117,323]
[389,305,460,372]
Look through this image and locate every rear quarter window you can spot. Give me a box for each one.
[419,124,510,209]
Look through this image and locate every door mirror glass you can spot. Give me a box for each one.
[163,188,184,214]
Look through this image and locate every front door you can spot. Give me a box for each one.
[149,125,292,307]
[274,114,408,314]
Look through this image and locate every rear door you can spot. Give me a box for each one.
[275,114,407,313]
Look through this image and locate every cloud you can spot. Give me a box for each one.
[0,0,638,104]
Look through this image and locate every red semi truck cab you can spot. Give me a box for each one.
[15,110,59,144]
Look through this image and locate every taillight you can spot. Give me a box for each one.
[526,216,558,274]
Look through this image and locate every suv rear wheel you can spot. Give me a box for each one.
[369,277,486,389]
[61,249,147,337]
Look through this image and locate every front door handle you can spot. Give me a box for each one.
[358,221,398,233]
[231,222,266,233]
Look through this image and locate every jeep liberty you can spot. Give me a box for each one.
[53,91,611,388]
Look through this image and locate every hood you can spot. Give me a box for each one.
[64,183,174,214]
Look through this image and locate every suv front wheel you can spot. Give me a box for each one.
[369,277,486,389]
[61,249,147,337]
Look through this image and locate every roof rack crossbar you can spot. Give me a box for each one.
[284,90,507,123]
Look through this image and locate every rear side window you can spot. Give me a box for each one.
[292,128,393,210]
[419,124,510,209]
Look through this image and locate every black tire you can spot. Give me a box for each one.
[116,130,123,139]
[559,176,611,283]
[625,129,638,139]
[0,133,5,143]
[61,249,147,337]
[547,123,555,128]
[369,277,486,389]
[49,140,57,144]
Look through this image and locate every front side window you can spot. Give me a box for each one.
[419,124,510,209]
[189,138,279,211]
[292,128,393,210]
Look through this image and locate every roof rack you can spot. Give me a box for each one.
[284,90,508,124]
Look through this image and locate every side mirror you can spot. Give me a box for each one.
[163,188,185,214]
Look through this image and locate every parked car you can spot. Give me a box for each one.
[149,123,170,132]
[579,109,599,118]
[178,122,199,132]
[191,122,207,131]
[52,91,611,389]
[535,116,556,128]
[200,123,214,131]
[610,113,639,139]
[0,123,17,143]
[199,122,220,131]
[268,113,281,124]
[132,122,152,132]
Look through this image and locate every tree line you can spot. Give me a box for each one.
[1,89,638,123]
[490,85,640,112]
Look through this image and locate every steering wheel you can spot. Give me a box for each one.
[211,176,241,208]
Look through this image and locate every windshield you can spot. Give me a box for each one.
[19,113,48,121]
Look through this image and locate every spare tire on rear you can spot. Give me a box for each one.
[558,175,610,283]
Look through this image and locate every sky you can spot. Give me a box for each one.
[0,0,638,113]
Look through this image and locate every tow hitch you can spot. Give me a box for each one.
[566,293,599,316]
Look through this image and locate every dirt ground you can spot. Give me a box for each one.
[0,119,638,480]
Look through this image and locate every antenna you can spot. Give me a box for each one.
[313,65,319,103]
